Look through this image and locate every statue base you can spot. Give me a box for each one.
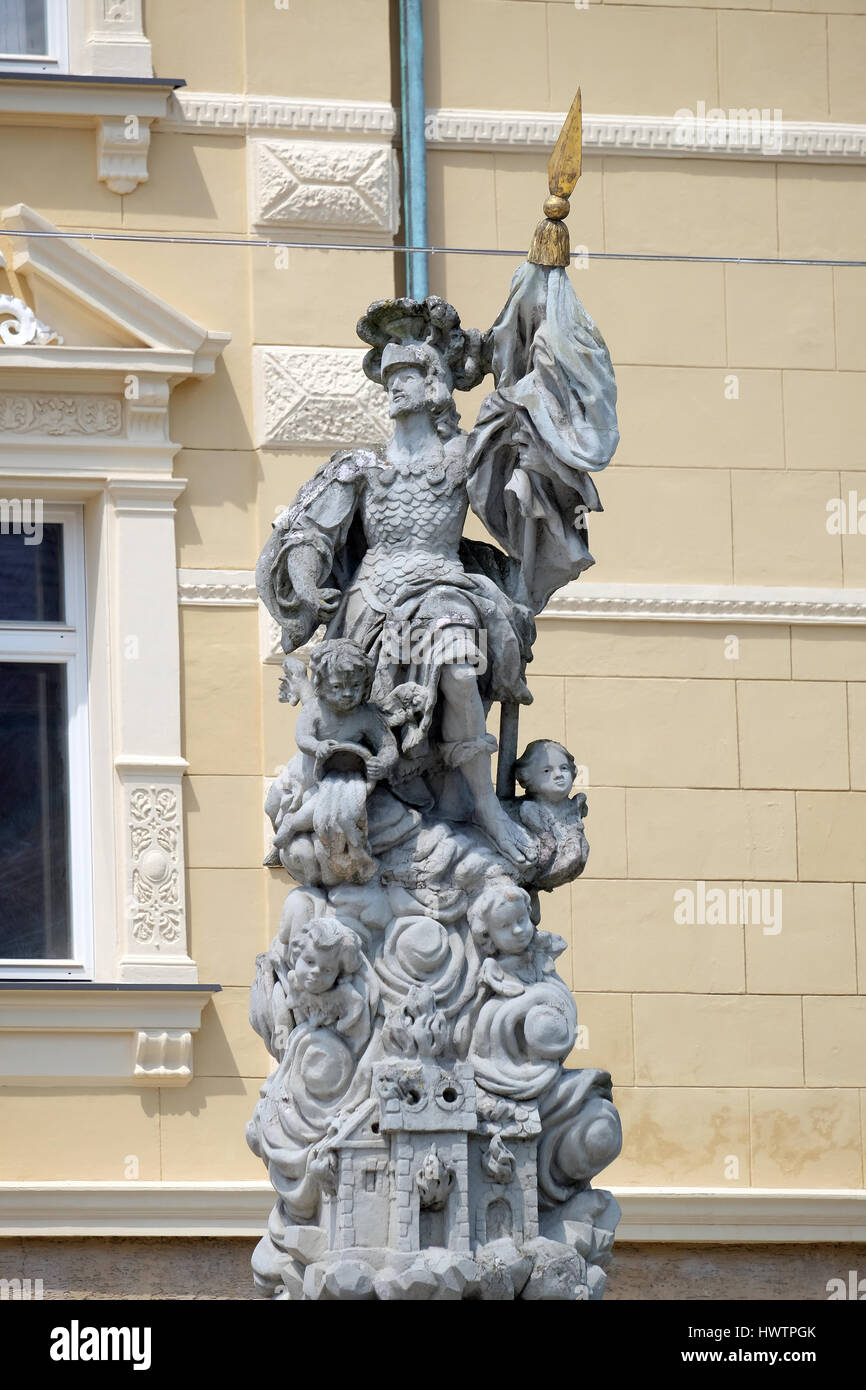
[250,1052,620,1301]
[255,1196,619,1302]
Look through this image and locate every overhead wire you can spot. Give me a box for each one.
[0,227,863,268]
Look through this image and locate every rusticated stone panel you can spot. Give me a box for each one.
[253,345,390,449]
[251,139,399,236]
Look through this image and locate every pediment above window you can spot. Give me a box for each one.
[0,202,229,466]
[0,202,229,374]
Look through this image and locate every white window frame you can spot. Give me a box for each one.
[0,0,69,74]
[0,503,93,980]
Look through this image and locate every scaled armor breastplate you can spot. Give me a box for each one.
[360,458,469,557]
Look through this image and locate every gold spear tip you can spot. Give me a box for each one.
[528,87,582,268]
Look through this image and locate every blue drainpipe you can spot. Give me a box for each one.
[398,0,429,299]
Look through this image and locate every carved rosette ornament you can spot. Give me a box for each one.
[248,92,624,1300]
[129,787,182,944]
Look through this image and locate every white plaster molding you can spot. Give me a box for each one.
[0,295,61,347]
[176,572,866,632]
[163,92,397,138]
[546,582,866,625]
[114,755,188,772]
[0,79,168,121]
[161,92,866,165]
[612,1187,866,1243]
[133,1029,192,1084]
[253,345,389,450]
[67,0,152,80]
[0,1183,862,1239]
[111,485,196,986]
[0,988,215,1086]
[250,138,399,239]
[126,785,185,955]
[96,114,152,195]
[426,109,866,164]
[177,570,258,606]
[0,393,120,435]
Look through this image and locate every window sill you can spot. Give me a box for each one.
[0,983,219,1086]
[0,74,186,194]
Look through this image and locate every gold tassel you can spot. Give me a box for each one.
[528,196,571,268]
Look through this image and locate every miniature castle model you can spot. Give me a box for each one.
[247,100,624,1300]
[321,1060,543,1261]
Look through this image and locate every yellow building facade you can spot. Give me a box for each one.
[0,0,864,1298]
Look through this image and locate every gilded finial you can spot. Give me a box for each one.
[528,88,582,268]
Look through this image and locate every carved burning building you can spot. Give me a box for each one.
[322,1060,543,1259]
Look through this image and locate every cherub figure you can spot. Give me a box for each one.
[296,639,398,789]
[507,740,589,891]
[285,916,366,1035]
[513,740,585,830]
[467,880,566,994]
[454,879,570,1062]
[268,640,399,884]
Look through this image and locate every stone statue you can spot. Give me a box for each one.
[248,91,624,1300]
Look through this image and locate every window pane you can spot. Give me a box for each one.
[0,0,47,55]
[0,523,64,622]
[0,661,71,959]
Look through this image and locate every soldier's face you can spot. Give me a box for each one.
[386,365,426,417]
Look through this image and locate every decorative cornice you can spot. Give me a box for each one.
[0,1182,862,1239]
[546,583,866,625]
[176,574,866,629]
[164,92,396,138]
[427,110,866,164]
[161,93,866,164]
[177,570,257,606]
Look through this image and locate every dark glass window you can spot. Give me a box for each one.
[0,1,47,57]
[0,661,71,959]
[0,524,64,622]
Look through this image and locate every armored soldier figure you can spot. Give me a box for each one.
[257,274,618,867]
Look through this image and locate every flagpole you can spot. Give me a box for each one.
[495,87,583,802]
